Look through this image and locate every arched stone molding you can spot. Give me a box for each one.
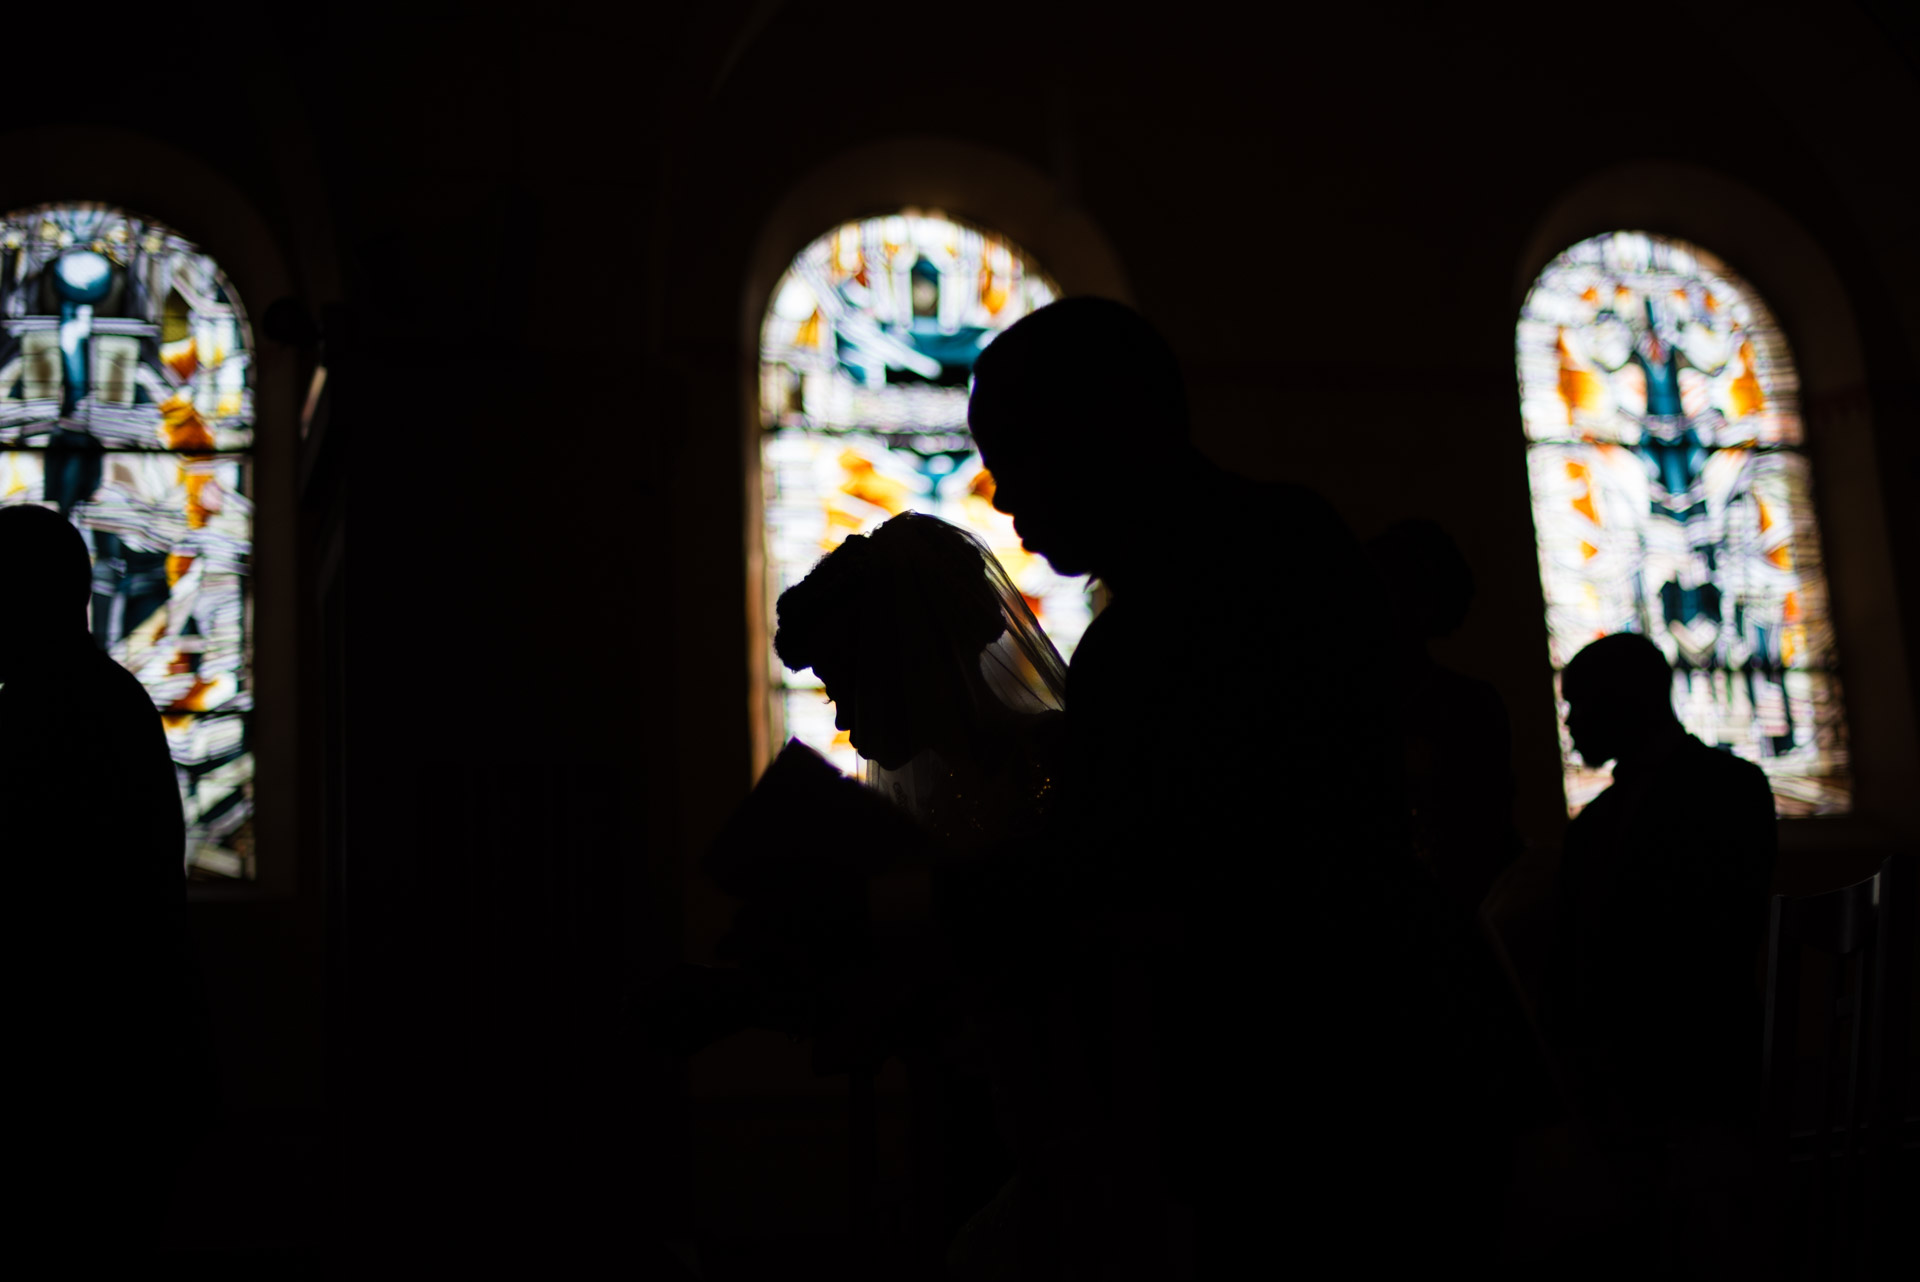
[742,135,1133,354]
[0,125,311,896]
[1521,161,1918,847]
[1519,161,1863,395]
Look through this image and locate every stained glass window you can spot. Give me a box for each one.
[1,203,256,878]
[1518,231,1848,817]
[760,212,1090,775]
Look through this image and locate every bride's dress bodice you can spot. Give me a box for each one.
[870,709,1066,857]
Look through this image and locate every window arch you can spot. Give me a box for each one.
[1,202,257,878]
[757,210,1090,775]
[1518,230,1848,817]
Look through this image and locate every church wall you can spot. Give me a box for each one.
[651,0,1920,1241]
[0,0,1910,1259]
[282,13,694,1251]
[661,0,1920,919]
[0,93,332,1245]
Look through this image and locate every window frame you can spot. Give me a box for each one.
[1515,162,1919,854]
[752,206,1073,777]
[737,138,1135,783]
[1517,229,1849,819]
[0,128,305,901]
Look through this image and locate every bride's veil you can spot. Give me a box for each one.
[775,510,1069,832]
[859,515,1067,819]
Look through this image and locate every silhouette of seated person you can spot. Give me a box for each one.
[1543,632,1778,1152]
[1367,518,1525,923]
[0,504,197,1260]
[969,298,1523,1272]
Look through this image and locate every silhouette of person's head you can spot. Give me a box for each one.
[967,297,1190,582]
[1561,632,1683,767]
[1367,519,1475,647]
[774,512,1009,771]
[0,504,92,680]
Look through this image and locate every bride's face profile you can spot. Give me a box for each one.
[815,621,992,773]
[810,645,919,772]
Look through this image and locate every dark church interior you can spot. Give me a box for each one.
[0,1,1915,1276]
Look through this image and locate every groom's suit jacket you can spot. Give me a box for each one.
[1057,473,1541,1261]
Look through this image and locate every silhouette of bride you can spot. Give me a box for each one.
[775,512,1077,1261]
[642,510,1068,1015]
[774,509,1068,851]
[636,511,1074,1266]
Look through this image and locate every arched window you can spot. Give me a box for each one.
[1518,230,1848,817]
[758,211,1089,775]
[1,203,256,878]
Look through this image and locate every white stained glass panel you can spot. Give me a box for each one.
[760,212,1086,774]
[1,203,257,877]
[1519,231,1846,818]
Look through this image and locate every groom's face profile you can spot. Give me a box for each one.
[1561,678,1617,768]
[969,398,1097,580]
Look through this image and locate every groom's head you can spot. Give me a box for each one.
[968,297,1188,580]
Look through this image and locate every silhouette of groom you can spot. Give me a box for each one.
[969,299,1480,1274]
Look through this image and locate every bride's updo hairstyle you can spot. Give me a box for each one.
[775,514,1003,677]
[775,512,1065,774]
